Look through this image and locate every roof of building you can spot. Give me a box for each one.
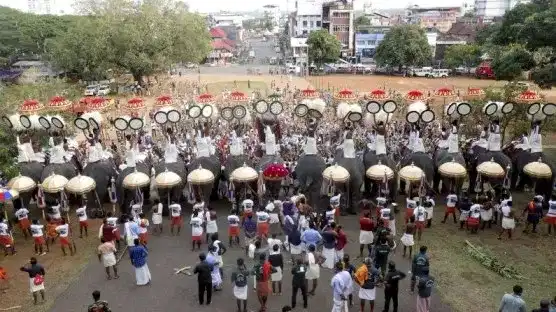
[222,38,236,47]
[211,39,233,51]
[290,37,308,47]
[210,27,227,38]
[445,21,480,42]
[297,0,324,16]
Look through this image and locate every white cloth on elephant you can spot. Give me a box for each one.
[164,142,179,163]
[304,137,318,155]
[50,144,66,164]
[474,130,488,149]
[17,140,34,163]
[265,126,277,155]
[413,138,425,153]
[488,125,501,151]
[448,132,459,154]
[230,136,244,156]
[530,127,542,153]
[88,144,102,163]
[375,134,387,155]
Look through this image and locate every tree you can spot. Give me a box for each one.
[279,22,291,57]
[490,44,535,81]
[306,29,341,68]
[47,0,211,83]
[443,44,482,69]
[375,25,432,71]
[354,16,370,28]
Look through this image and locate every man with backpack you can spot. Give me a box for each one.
[231,258,250,312]
[87,290,111,312]
[355,257,380,312]
[411,246,430,293]
[374,238,392,277]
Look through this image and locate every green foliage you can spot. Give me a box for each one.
[279,22,291,56]
[306,29,341,67]
[47,0,211,83]
[0,124,18,180]
[354,16,370,27]
[375,25,432,70]
[443,44,482,69]
[490,45,535,81]
[465,240,523,279]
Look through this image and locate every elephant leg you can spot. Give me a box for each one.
[433,171,441,193]
[468,170,477,194]
[510,165,519,189]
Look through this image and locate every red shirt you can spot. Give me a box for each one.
[360,217,374,231]
[335,230,347,250]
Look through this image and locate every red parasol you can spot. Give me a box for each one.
[196,93,214,104]
[405,90,425,101]
[230,91,249,102]
[263,163,290,181]
[433,87,454,97]
[48,96,72,112]
[125,98,145,110]
[298,88,319,100]
[517,90,541,102]
[334,88,357,101]
[366,89,388,100]
[466,87,485,97]
[155,95,172,107]
[87,97,111,111]
[19,99,43,114]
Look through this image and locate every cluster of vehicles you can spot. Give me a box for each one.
[84,84,110,96]
[411,67,451,78]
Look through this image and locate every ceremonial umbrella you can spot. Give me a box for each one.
[155,95,173,107]
[517,90,541,103]
[196,93,215,104]
[466,87,485,98]
[366,160,394,181]
[126,98,145,110]
[323,164,350,183]
[405,90,425,101]
[399,163,424,182]
[123,170,150,189]
[19,99,44,114]
[523,158,552,179]
[433,87,455,98]
[87,97,111,111]
[7,174,36,193]
[187,165,215,185]
[65,174,96,194]
[438,161,467,178]
[334,88,358,102]
[48,96,72,112]
[230,91,249,103]
[477,159,505,178]
[155,169,183,207]
[42,174,69,193]
[230,164,258,183]
[366,89,388,101]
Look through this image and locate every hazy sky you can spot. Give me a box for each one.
[0,0,467,14]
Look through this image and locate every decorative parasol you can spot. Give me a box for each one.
[0,188,19,202]
[263,163,289,181]
[125,98,145,111]
[19,99,43,114]
[87,97,111,111]
[7,174,36,193]
[405,90,425,101]
[323,164,350,183]
[366,89,388,101]
[230,91,249,103]
[366,161,394,181]
[466,87,485,97]
[41,174,69,193]
[65,174,96,194]
[399,163,424,182]
[155,169,183,189]
[433,87,454,97]
[477,159,505,178]
[196,93,215,104]
[334,88,357,102]
[523,158,552,179]
[517,90,541,102]
[123,170,150,189]
[438,161,467,178]
[231,164,258,183]
[187,165,215,185]
[155,95,173,107]
[298,88,319,100]
[48,96,72,112]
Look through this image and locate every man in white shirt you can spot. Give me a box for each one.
[169,201,182,235]
[15,207,31,238]
[205,206,218,243]
[49,204,61,221]
[414,203,427,241]
[0,218,15,255]
[151,199,163,234]
[30,220,47,255]
[55,219,75,256]
[498,201,515,240]
[442,193,458,224]
[405,197,417,224]
[425,196,435,228]
[190,213,203,250]
[227,213,240,246]
[468,203,482,233]
[76,205,88,238]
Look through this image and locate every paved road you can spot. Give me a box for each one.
[49,201,452,312]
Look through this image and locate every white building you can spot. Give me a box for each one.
[263,4,281,29]
[294,0,325,36]
[212,14,245,27]
[290,37,309,63]
[474,0,528,21]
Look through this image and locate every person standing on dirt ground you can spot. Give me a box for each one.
[30,219,48,255]
[401,216,416,258]
[522,195,543,234]
[76,203,88,238]
[416,268,434,312]
[20,257,45,305]
[231,258,250,312]
[290,257,308,310]
[151,199,163,234]
[382,261,406,312]
[0,217,16,256]
[98,237,119,280]
[498,285,526,312]
[410,246,430,293]
[55,218,75,256]
[88,290,111,312]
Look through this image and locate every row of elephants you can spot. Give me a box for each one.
[9,96,556,215]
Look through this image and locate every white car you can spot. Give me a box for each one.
[430,69,450,78]
[97,85,110,96]
[84,85,99,96]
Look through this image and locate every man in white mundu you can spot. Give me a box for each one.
[498,201,515,240]
[169,201,182,235]
[442,192,458,224]
[190,213,203,251]
[545,194,556,234]
[488,120,501,151]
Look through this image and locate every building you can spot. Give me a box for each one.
[293,0,325,36]
[355,33,386,58]
[322,1,355,56]
[473,0,529,21]
[407,5,462,33]
[208,27,236,64]
[290,37,309,66]
[263,4,281,29]
[212,14,245,27]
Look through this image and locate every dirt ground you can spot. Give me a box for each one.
[308,75,556,101]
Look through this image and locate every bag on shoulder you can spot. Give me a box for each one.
[33,274,44,286]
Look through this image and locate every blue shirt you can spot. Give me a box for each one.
[243,217,257,236]
[129,245,148,268]
[130,222,140,237]
[301,229,322,247]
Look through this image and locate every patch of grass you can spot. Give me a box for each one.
[416,192,556,312]
[205,81,269,95]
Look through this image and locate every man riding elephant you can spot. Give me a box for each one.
[188,122,221,203]
[256,113,284,202]
[223,128,256,211]
[334,126,364,215]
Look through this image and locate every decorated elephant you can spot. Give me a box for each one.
[187,123,222,203]
[466,102,514,194]
[152,130,186,210]
[399,101,436,192]
[255,112,285,201]
[363,100,398,200]
[295,118,326,208]
[333,129,364,214]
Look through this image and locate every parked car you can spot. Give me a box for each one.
[84,84,99,96]
[97,85,111,96]
[430,69,450,78]
[412,67,433,77]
